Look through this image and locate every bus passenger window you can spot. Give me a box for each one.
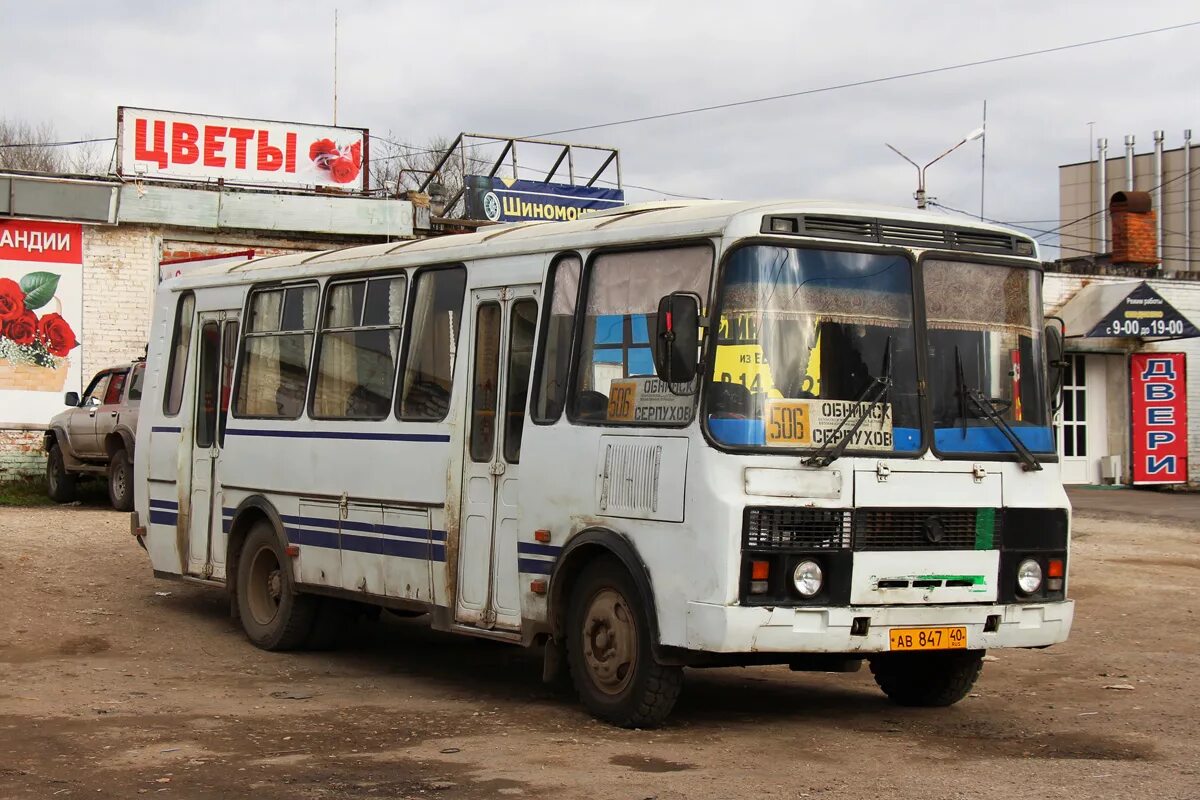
[163,292,195,416]
[233,284,318,419]
[532,255,580,423]
[311,275,406,420]
[469,303,502,462]
[398,267,467,421]
[571,247,712,425]
[504,299,538,463]
[196,322,221,447]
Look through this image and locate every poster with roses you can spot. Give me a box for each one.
[0,219,84,425]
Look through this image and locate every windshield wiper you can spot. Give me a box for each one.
[804,338,893,468]
[954,348,1042,472]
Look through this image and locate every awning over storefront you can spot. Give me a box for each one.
[1056,281,1199,340]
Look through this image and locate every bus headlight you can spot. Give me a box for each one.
[1017,558,1043,595]
[792,560,824,598]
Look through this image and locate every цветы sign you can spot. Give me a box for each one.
[1129,352,1188,484]
[117,106,368,191]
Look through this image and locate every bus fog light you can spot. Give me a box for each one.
[793,560,824,598]
[1017,558,1043,594]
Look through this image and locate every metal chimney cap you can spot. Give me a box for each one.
[1110,190,1153,213]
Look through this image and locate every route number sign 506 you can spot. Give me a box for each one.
[766,401,811,446]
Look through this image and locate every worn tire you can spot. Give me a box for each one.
[46,442,77,503]
[236,522,317,651]
[565,556,683,728]
[107,449,133,511]
[870,650,984,707]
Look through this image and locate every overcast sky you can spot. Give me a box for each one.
[3,1,1197,255]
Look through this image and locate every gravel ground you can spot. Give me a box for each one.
[1,492,1198,799]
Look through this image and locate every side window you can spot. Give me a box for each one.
[532,254,580,423]
[196,322,221,448]
[469,303,502,461]
[103,371,128,405]
[218,321,238,446]
[571,246,712,425]
[504,299,538,463]
[127,364,145,404]
[311,274,406,420]
[163,292,195,415]
[83,373,111,407]
[233,284,318,419]
[397,267,467,421]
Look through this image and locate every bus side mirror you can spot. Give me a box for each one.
[1044,322,1066,410]
[653,292,700,385]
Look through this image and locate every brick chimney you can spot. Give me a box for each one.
[1109,190,1158,267]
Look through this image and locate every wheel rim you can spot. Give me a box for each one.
[246,544,284,626]
[581,587,638,696]
[111,462,126,498]
[48,459,59,491]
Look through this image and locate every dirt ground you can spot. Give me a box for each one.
[1,488,1198,800]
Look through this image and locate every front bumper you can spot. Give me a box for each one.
[685,600,1074,653]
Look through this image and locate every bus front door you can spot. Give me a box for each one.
[187,312,239,579]
[456,286,539,632]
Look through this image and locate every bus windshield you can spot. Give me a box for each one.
[706,245,921,453]
[923,259,1052,455]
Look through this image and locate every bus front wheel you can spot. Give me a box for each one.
[236,523,317,651]
[869,650,984,707]
[565,557,682,728]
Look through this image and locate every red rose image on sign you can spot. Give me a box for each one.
[0,278,24,321]
[37,312,79,357]
[308,138,362,184]
[3,309,38,345]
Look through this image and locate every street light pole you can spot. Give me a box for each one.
[886,128,985,210]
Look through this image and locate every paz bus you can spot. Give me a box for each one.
[133,200,1073,727]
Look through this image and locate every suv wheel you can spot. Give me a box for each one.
[107,449,133,511]
[47,442,78,503]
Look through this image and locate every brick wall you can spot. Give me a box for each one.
[0,429,44,481]
[81,224,162,376]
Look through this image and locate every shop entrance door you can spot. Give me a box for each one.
[1058,353,1110,484]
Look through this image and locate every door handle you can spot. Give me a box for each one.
[489,461,506,476]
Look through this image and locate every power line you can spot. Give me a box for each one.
[0,136,115,149]
[529,21,1200,138]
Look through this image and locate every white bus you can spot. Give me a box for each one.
[134,200,1073,727]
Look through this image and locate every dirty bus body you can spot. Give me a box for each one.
[133,200,1073,727]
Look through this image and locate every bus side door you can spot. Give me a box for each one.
[187,312,239,578]
[456,286,539,632]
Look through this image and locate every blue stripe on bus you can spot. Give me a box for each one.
[518,558,555,575]
[225,428,450,443]
[149,498,178,510]
[517,541,562,557]
[151,426,182,434]
[149,510,178,526]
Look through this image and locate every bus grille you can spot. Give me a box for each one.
[853,509,981,550]
[743,507,852,550]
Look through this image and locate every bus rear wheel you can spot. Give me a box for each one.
[236,523,316,651]
[565,557,682,728]
[869,650,984,707]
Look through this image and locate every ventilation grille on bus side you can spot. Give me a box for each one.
[767,214,1034,257]
[598,441,662,515]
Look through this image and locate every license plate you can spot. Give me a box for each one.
[888,626,967,651]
